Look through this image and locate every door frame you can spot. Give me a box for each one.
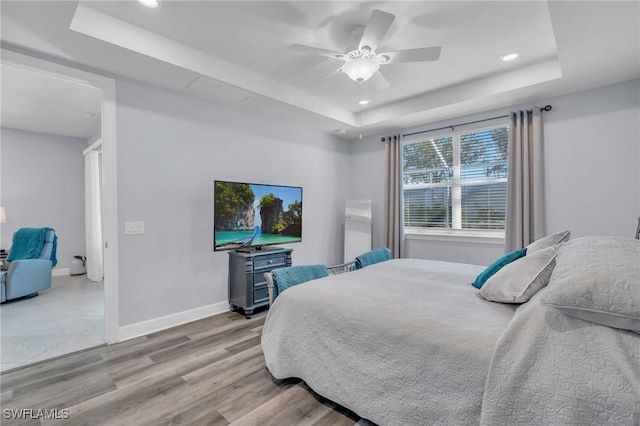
[2,49,120,343]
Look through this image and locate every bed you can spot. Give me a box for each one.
[261,236,640,425]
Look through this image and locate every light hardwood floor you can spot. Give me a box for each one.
[0,310,368,425]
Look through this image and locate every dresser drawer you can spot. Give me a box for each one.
[254,254,287,269]
[253,271,268,287]
[253,286,269,303]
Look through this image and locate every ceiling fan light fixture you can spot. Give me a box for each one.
[342,58,380,82]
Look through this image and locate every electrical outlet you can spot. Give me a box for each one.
[125,221,145,235]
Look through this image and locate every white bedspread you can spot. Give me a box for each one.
[261,259,516,425]
[481,289,640,425]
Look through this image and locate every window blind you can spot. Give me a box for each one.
[402,124,509,231]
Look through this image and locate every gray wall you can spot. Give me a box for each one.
[115,78,350,326]
[348,79,640,265]
[543,80,640,238]
[0,128,86,269]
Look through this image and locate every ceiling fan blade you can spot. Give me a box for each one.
[289,44,345,60]
[381,46,442,64]
[358,10,395,52]
[366,71,391,91]
[307,67,344,87]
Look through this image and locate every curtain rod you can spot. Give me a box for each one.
[381,105,552,141]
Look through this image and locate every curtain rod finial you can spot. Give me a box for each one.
[541,105,552,112]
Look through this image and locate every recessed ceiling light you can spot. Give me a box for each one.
[138,0,159,8]
[358,98,370,105]
[500,52,520,62]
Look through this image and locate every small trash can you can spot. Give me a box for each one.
[70,256,87,275]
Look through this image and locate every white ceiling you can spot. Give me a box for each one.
[1,62,101,139]
[1,1,638,140]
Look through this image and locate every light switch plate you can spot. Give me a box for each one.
[125,221,145,235]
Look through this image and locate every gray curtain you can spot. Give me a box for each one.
[505,109,545,252]
[384,135,404,258]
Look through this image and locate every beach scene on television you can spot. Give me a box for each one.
[214,181,302,251]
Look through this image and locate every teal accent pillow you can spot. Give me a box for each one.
[472,248,527,289]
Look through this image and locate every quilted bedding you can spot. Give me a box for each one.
[262,247,640,425]
[481,237,640,425]
[480,289,640,425]
[261,259,516,425]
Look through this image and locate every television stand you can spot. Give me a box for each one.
[228,248,293,318]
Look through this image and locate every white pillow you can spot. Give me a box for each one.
[540,237,640,332]
[526,230,570,254]
[480,246,558,304]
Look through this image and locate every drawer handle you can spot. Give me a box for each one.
[268,260,273,264]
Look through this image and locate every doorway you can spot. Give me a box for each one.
[0,49,118,370]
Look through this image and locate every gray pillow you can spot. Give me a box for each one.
[480,246,558,304]
[540,236,640,332]
[526,230,570,254]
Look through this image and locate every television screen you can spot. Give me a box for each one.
[214,180,303,251]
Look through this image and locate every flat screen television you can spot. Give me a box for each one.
[214,180,303,251]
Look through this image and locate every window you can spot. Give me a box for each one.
[402,123,509,234]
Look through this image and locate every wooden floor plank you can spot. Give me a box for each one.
[183,314,265,343]
[112,348,226,389]
[0,389,13,403]
[103,355,155,384]
[47,376,188,426]
[148,327,259,365]
[0,352,104,389]
[99,335,191,364]
[228,384,330,426]
[6,365,117,412]
[155,392,230,426]
[215,367,299,423]
[99,362,275,425]
[224,334,262,355]
[181,345,264,386]
[0,311,366,425]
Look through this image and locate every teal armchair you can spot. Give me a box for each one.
[0,228,57,302]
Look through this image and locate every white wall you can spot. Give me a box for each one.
[0,128,86,269]
[115,78,350,327]
[543,80,640,238]
[349,79,640,265]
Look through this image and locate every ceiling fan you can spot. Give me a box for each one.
[290,9,441,89]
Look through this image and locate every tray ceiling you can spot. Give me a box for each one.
[1,1,638,139]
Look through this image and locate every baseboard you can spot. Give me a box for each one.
[52,267,70,277]
[117,301,230,342]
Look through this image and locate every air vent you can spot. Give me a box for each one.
[185,77,255,104]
